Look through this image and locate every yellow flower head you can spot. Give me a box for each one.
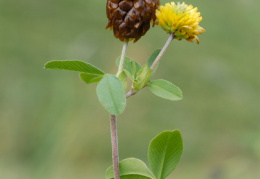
[156,2,206,44]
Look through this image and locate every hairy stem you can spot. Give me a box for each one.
[150,33,174,71]
[110,41,129,179]
[126,90,136,98]
[116,40,129,77]
[110,114,120,179]
[109,89,135,179]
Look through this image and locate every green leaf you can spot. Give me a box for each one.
[80,73,103,84]
[148,79,182,101]
[44,60,105,75]
[148,130,183,179]
[148,49,161,76]
[120,176,152,179]
[96,74,126,115]
[128,60,142,79]
[133,64,152,91]
[116,57,141,80]
[118,71,128,90]
[148,49,161,68]
[123,69,135,81]
[106,158,155,179]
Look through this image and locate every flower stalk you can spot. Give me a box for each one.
[116,40,129,77]
[150,33,175,71]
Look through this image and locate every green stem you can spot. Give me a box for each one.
[116,40,129,77]
[150,33,174,71]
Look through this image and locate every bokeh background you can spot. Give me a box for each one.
[1,0,260,178]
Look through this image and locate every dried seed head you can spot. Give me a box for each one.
[106,0,160,42]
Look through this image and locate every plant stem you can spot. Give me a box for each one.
[126,90,136,98]
[110,41,129,179]
[116,40,129,77]
[109,91,135,179]
[150,33,175,71]
[110,114,120,179]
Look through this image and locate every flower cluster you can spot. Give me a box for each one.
[156,2,205,44]
[106,0,160,42]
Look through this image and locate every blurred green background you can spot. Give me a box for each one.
[1,0,260,178]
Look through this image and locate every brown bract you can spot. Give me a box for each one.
[106,0,160,42]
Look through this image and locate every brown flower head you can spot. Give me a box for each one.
[106,0,160,42]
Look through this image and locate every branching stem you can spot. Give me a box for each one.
[110,34,173,179]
